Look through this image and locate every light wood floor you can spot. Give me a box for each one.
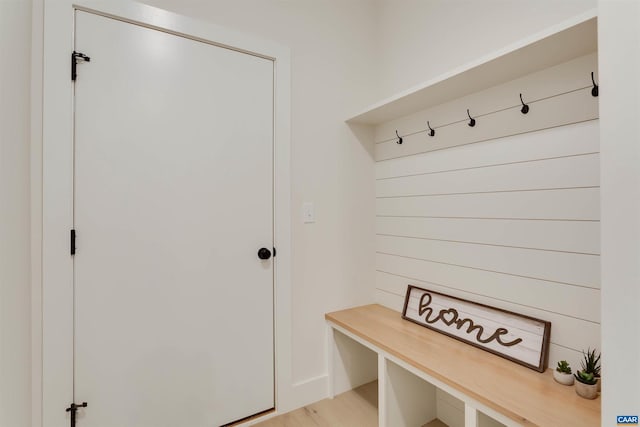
[254,381,378,427]
[253,381,448,427]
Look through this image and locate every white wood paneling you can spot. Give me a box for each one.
[376,254,600,322]
[437,389,464,427]
[376,235,599,288]
[375,88,598,161]
[374,286,407,312]
[437,389,464,411]
[376,120,598,180]
[376,188,599,220]
[376,217,599,254]
[384,359,437,427]
[377,153,598,197]
[478,412,507,427]
[373,53,600,392]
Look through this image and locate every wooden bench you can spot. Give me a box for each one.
[326,304,600,427]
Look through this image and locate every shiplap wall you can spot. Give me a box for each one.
[374,53,599,390]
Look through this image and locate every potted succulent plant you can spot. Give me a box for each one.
[574,370,599,399]
[553,360,574,385]
[574,348,601,399]
[581,348,601,392]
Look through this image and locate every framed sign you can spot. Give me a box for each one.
[402,285,551,372]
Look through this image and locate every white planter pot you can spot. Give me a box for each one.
[575,380,599,399]
[553,370,574,385]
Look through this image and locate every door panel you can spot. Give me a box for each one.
[74,11,274,427]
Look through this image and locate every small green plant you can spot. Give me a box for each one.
[580,348,601,377]
[556,360,572,374]
[574,370,598,385]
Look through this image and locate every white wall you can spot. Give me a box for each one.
[0,1,32,426]
[599,0,640,420]
[375,0,597,98]
[141,0,379,393]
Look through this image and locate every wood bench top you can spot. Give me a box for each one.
[326,304,600,427]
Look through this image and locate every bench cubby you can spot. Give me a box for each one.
[326,304,599,427]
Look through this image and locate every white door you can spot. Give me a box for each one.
[73,11,274,427]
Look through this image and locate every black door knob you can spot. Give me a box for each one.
[258,248,272,260]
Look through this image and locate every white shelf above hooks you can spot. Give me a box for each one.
[346,10,597,126]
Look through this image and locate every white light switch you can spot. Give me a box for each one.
[302,202,315,223]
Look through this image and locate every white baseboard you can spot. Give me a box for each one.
[238,375,329,426]
[286,374,329,411]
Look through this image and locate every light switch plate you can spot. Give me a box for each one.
[302,202,315,223]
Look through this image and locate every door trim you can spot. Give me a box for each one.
[34,2,291,426]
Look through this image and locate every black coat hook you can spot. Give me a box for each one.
[467,109,476,127]
[591,72,599,97]
[395,130,403,145]
[519,93,529,114]
[427,121,435,137]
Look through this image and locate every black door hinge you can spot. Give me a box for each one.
[71,51,91,81]
[70,229,76,255]
[65,402,87,427]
